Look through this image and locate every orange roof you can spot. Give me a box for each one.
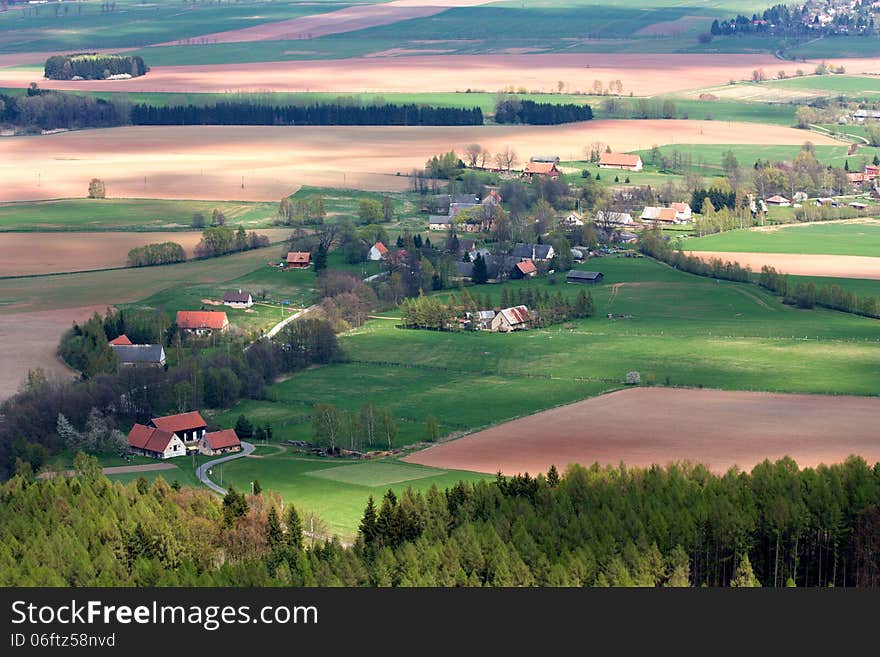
[373,242,388,254]
[599,152,642,167]
[524,161,558,175]
[204,428,241,450]
[501,305,530,325]
[670,202,690,213]
[657,208,676,221]
[846,173,866,183]
[151,411,207,434]
[127,423,176,453]
[109,334,132,345]
[516,259,537,275]
[286,251,311,264]
[177,311,228,330]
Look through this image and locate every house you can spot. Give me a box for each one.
[598,153,643,171]
[428,216,452,231]
[109,334,132,346]
[562,212,584,227]
[491,306,530,332]
[110,344,166,368]
[670,202,692,221]
[640,206,677,223]
[567,270,604,284]
[463,310,496,331]
[369,242,388,261]
[512,243,555,262]
[454,261,474,279]
[866,165,880,180]
[127,424,186,460]
[765,195,791,206]
[177,310,229,335]
[595,211,633,225]
[482,189,503,207]
[199,428,242,456]
[849,201,868,210]
[616,231,638,244]
[522,161,560,180]
[286,251,311,269]
[853,109,880,121]
[223,289,253,308]
[847,172,867,186]
[151,410,207,448]
[512,259,538,279]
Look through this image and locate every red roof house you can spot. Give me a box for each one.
[286,251,311,269]
[109,334,132,346]
[200,428,242,456]
[514,259,538,278]
[127,424,185,459]
[598,153,643,171]
[176,311,229,334]
[522,161,560,180]
[151,411,207,445]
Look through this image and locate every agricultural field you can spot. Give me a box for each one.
[686,220,880,257]
[0,199,277,232]
[634,143,880,172]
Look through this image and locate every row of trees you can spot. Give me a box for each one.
[0,89,129,131]
[638,228,752,283]
[494,98,593,125]
[130,102,483,126]
[758,266,880,318]
[3,456,879,587]
[312,403,399,453]
[193,225,269,258]
[44,54,148,80]
[126,241,186,267]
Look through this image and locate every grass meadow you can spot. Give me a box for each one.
[686,221,880,257]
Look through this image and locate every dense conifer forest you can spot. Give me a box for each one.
[44,54,148,80]
[2,457,878,587]
[494,99,593,125]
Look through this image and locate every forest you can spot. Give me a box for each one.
[494,99,593,125]
[44,53,148,80]
[2,456,878,587]
[130,102,484,127]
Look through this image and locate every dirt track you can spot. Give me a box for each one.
[4,53,879,96]
[688,251,880,280]
[0,122,838,202]
[404,388,880,475]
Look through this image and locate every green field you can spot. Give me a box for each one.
[764,74,880,96]
[0,0,352,53]
[687,221,880,257]
[786,36,880,60]
[0,198,276,232]
[634,143,880,172]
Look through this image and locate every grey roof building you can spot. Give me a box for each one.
[566,271,604,284]
[110,344,167,367]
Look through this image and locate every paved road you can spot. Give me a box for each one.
[195,441,255,495]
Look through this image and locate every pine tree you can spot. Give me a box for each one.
[284,505,304,550]
[266,507,283,550]
[874,154,879,166]
[359,496,378,544]
[472,253,489,284]
[845,159,850,172]
[313,244,328,272]
[547,464,560,487]
[252,479,262,495]
[730,554,761,587]
[234,414,254,440]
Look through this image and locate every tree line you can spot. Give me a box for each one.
[637,228,752,283]
[494,98,593,125]
[2,455,878,587]
[759,266,880,318]
[44,54,148,80]
[130,101,483,126]
[194,225,269,258]
[0,88,129,131]
[127,242,186,268]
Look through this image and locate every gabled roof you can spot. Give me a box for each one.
[846,173,866,183]
[454,261,474,277]
[567,270,603,280]
[641,206,675,221]
[223,289,252,303]
[482,189,503,204]
[286,251,311,264]
[110,344,166,364]
[451,193,479,205]
[127,423,176,453]
[151,411,207,433]
[429,215,451,225]
[599,152,642,167]
[109,334,132,346]
[523,161,558,175]
[670,202,691,213]
[516,259,537,275]
[372,242,388,254]
[658,207,676,221]
[177,311,228,330]
[204,428,241,450]
[512,243,552,259]
[499,305,530,325]
[766,195,790,203]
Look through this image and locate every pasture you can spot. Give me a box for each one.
[687,252,880,281]
[635,143,880,171]
[686,220,880,258]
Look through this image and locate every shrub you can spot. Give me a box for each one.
[625,371,641,385]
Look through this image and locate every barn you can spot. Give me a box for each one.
[566,271,604,284]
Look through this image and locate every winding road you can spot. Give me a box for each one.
[195,441,255,495]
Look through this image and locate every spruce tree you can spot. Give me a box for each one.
[313,244,328,272]
[359,496,378,545]
[730,554,761,587]
[547,464,560,487]
[472,253,489,284]
[284,505,304,550]
[234,414,254,440]
[266,507,283,550]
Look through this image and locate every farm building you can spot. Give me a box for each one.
[567,270,604,284]
[640,206,677,223]
[522,161,560,180]
[223,289,253,308]
[512,259,538,279]
[595,210,634,225]
[866,165,879,180]
[765,195,790,206]
[151,410,207,448]
[482,189,503,207]
[429,216,452,231]
[369,242,388,260]
[470,310,496,331]
[109,334,132,346]
[110,343,166,368]
[199,428,242,456]
[126,424,186,460]
[286,251,311,269]
[491,306,531,332]
[562,211,584,227]
[177,310,229,335]
[670,202,692,221]
[598,153,643,171]
[512,243,555,262]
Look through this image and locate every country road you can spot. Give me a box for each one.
[195,441,255,494]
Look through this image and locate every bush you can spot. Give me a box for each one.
[625,371,641,385]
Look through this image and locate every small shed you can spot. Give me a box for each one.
[566,270,604,284]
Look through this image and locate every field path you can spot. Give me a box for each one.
[405,387,880,475]
[688,251,880,280]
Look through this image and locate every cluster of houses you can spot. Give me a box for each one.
[462,305,532,332]
[126,410,242,459]
[428,189,502,233]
